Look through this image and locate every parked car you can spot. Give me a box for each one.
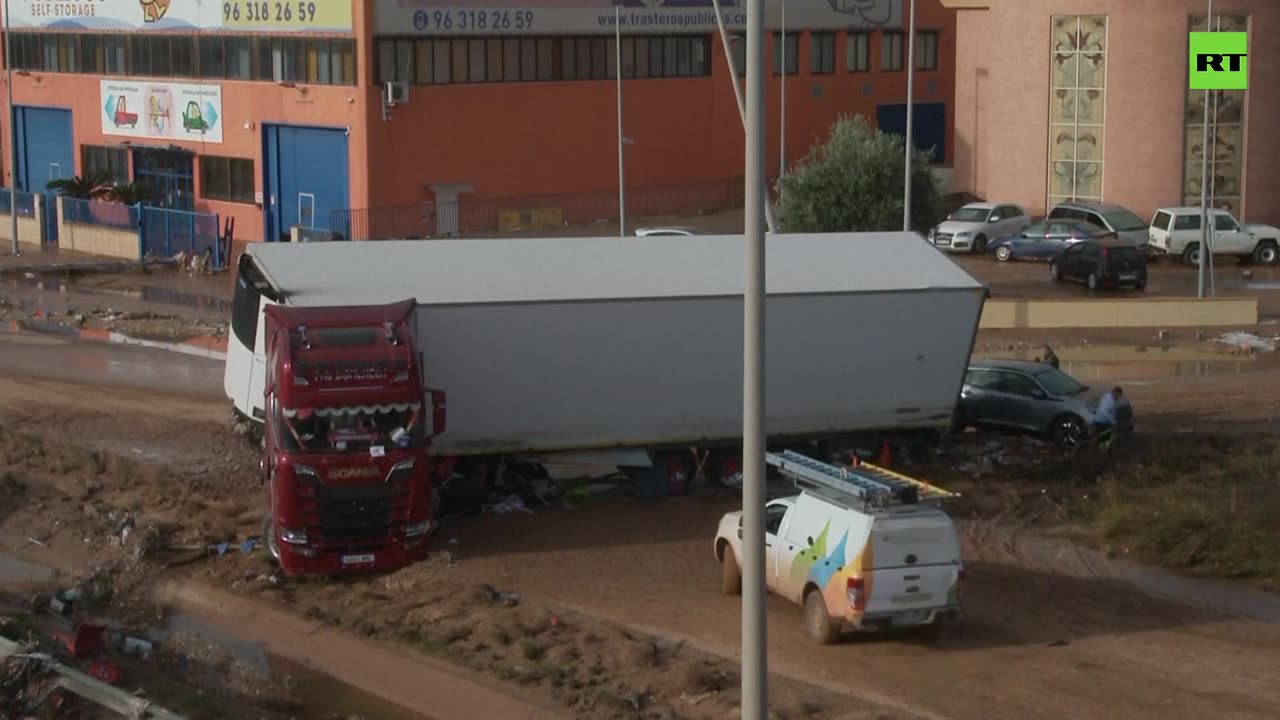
[1147,207,1279,267]
[634,226,708,236]
[954,358,1135,447]
[1049,236,1147,291]
[715,452,963,643]
[928,202,1031,254]
[989,220,1108,262]
[1046,201,1150,255]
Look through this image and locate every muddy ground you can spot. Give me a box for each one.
[2,330,1280,719]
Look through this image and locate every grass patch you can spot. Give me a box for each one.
[1090,436,1280,589]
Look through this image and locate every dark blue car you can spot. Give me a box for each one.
[989,220,1109,262]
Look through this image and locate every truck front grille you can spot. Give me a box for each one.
[314,484,395,540]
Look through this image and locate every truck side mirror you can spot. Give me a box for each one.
[426,389,447,437]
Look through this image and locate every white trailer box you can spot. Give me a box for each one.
[226,232,987,458]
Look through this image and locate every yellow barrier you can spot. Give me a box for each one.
[980,297,1257,329]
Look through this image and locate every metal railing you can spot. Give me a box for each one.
[61,196,140,230]
[0,189,37,216]
[331,177,754,241]
[141,206,223,268]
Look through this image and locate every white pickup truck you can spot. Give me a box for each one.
[714,451,963,644]
[1148,207,1279,266]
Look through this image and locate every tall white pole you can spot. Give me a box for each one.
[1198,0,1212,299]
[741,0,767,713]
[710,0,776,233]
[5,0,19,256]
[902,0,916,232]
[616,5,625,238]
[779,2,785,179]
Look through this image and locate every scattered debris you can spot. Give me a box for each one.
[1214,331,1277,353]
[482,494,533,515]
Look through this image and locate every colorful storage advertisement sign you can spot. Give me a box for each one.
[100,80,225,144]
[373,0,902,36]
[9,0,353,32]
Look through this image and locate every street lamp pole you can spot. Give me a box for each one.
[616,5,625,238]
[902,0,916,232]
[1197,0,1213,299]
[740,0,767,712]
[5,0,19,256]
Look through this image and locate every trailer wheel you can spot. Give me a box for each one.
[705,451,744,490]
[721,545,741,595]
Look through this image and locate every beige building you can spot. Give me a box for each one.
[942,1,1279,226]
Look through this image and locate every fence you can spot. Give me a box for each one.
[141,206,224,268]
[61,196,140,230]
[331,177,757,241]
[0,189,38,217]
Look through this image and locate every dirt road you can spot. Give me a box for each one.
[2,336,1280,719]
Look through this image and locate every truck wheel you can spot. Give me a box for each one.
[721,545,741,595]
[1253,240,1278,266]
[1183,244,1201,267]
[804,588,839,644]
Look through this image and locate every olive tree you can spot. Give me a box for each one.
[775,115,942,234]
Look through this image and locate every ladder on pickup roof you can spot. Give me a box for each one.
[764,450,956,511]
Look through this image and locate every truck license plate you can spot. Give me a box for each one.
[341,554,375,565]
[895,610,931,626]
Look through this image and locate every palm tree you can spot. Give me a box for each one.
[46,170,113,200]
[106,181,151,206]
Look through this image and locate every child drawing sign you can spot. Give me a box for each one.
[146,86,173,135]
[99,80,225,144]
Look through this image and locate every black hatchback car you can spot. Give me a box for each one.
[1049,236,1147,291]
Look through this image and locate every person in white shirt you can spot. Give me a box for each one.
[1093,386,1123,448]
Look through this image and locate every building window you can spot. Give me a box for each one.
[772,32,797,75]
[1182,13,1248,214]
[82,145,129,184]
[731,33,746,76]
[377,34,707,84]
[811,32,835,75]
[846,32,869,72]
[1047,15,1108,208]
[200,156,255,205]
[881,31,903,71]
[916,31,938,70]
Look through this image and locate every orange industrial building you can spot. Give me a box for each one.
[1,0,955,248]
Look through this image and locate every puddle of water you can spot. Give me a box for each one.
[4,276,232,315]
[153,613,433,720]
[0,552,54,584]
[979,344,1279,381]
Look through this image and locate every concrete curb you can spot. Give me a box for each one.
[5,317,228,361]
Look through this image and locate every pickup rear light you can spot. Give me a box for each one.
[846,576,867,612]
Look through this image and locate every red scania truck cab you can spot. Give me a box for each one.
[259,299,445,575]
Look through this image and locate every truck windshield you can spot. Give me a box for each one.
[278,405,421,454]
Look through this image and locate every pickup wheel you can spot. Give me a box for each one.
[1183,243,1202,267]
[721,544,741,595]
[804,588,839,644]
[1253,240,1278,266]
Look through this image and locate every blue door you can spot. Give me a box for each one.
[262,125,349,242]
[14,107,74,244]
[876,102,948,165]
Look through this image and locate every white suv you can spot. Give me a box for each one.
[1148,207,1279,266]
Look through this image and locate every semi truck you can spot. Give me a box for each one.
[225,232,988,573]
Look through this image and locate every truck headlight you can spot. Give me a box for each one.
[280,527,309,545]
[404,520,432,538]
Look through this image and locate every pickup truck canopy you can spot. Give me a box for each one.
[243,232,986,307]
